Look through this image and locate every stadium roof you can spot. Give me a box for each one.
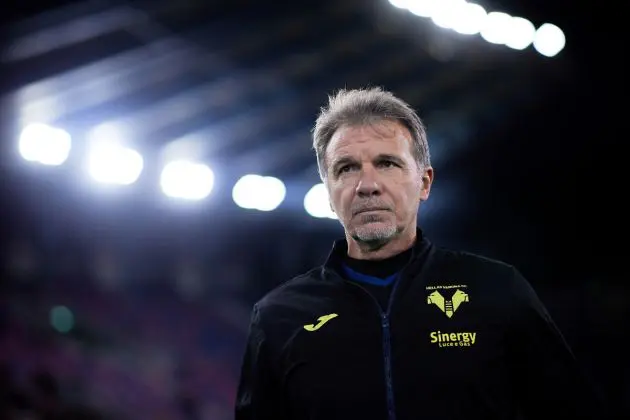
[1,0,572,185]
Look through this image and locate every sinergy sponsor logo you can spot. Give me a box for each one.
[430,331,477,347]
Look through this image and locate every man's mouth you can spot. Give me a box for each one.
[355,208,388,215]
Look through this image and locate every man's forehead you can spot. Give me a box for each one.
[327,121,413,157]
[332,120,407,140]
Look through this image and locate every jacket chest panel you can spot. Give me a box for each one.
[281,310,387,415]
[388,288,513,408]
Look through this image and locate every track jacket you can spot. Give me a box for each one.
[235,231,603,420]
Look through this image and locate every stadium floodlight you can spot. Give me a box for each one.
[533,23,566,57]
[233,174,261,209]
[87,142,144,185]
[388,0,565,56]
[18,123,71,166]
[160,160,214,200]
[86,123,144,185]
[480,11,513,45]
[233,174,286,212]
[258,176,286,211]
[430,0,469,31]
[304,183,337,220]
[233,174,262,209]
[451,3,487,36]
[504,17,536,50]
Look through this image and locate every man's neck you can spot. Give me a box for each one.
[346,226,417,260]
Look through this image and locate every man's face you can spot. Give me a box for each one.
[324,120,433,245]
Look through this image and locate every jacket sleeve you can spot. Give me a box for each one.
[234,304,287,420]
[506,268,609,420]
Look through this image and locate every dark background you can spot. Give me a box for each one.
[0,1,625,419]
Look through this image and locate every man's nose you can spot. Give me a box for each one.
[356,168,381,197]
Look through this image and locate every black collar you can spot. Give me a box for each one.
[321,228,432,279]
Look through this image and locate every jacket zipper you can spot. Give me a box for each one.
[381,314,395,420]
[346,276,402,420]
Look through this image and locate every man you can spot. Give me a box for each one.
[234,87,604,419]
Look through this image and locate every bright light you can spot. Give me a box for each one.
[533,23,566,57]
[451,3,487,36]
[160,160,214,200]
[232,174,286,211]
[259,177,286,211]
[18,123,71,166]
[86,123,143,185]
[304,183,337,219]
[480,11,513,45]
[87,142,144,185]
[504,17,536,50]
[430,0,467,31]
[388,0,565,56]
[233,174,261,209]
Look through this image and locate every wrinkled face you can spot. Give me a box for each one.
[324,120,432,245]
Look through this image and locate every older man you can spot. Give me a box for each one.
[234,87,604,420]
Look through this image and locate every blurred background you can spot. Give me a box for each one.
[0,0,625,419]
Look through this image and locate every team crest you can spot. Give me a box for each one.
[427,287,469,318]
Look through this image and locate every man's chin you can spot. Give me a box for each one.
[353,223,397,244]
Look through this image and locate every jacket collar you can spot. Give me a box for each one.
[321,228,432,278]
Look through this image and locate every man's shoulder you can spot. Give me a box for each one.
[430,246,520,286]
[429,247,539,315]
[434,246,515,272]
[252,266,327,315]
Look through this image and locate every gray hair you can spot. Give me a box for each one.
[312,87,430,179]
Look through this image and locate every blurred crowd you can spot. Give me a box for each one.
[0,268,244,420]
[1,364,106,420]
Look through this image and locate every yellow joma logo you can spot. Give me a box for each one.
[427,289,469,318]
[304,313,338,331]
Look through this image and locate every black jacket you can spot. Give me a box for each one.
[235,233,604,420]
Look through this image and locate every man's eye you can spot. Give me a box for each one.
[338,165,353,174]
[379,160,396,168]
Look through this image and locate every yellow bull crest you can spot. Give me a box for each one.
[427,289,469,318]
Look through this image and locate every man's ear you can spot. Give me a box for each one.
[325,182,336,214]
[419,166,434,202]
